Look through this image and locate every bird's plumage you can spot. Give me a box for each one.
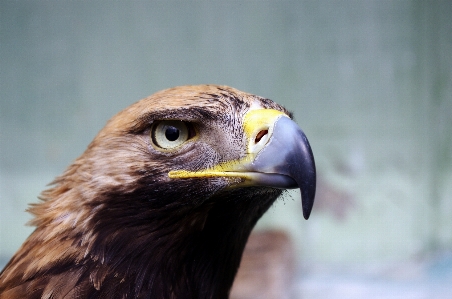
[0,85,315,299]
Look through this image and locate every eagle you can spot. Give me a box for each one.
[0,85,316,299]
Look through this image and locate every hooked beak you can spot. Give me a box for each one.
[169,109,316,219]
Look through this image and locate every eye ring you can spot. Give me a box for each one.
[151,120,194,150]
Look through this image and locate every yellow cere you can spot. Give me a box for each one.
[168,109,288,180]
[242,109,287,139]
[242,109,287,152]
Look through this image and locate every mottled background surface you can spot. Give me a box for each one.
[1,1,451,298]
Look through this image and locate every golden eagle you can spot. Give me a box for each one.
[0,85,316,299]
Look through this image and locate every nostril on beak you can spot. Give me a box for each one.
[255,130,268,144]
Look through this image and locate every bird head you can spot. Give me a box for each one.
[83,84,315,217]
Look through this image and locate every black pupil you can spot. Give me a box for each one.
[165,126,180,141]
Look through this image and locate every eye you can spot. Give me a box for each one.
[151,120,194,150]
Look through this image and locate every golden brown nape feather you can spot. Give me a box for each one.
[0,85,296,299]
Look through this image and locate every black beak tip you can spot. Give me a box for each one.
[302,187,315,220]
[298,140,316,221]
[299,141,316,221]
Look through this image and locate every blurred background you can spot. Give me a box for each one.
[1,1,451,298]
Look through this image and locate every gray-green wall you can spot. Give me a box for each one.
[1,1,451,268]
